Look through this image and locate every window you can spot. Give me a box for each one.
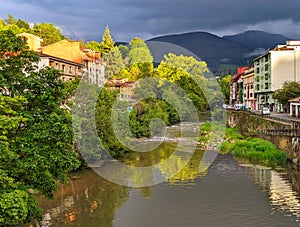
[256,67,260,74]
[250,93,253,98]
[256,76,260,82]
[265,64,269,71]
[265,73,269,80]
[256,84,260,91]
[62,64,65,72]
[55,63,59,69]
[69,66,72,73]
[265,83,269,90]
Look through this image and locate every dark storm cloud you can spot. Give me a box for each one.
[1,0,300,41]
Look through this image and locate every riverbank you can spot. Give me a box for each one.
[199,122,287,166]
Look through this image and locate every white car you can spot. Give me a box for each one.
[261,107,270,115]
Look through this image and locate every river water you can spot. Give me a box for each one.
[29,124,300,227]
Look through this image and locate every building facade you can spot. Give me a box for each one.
[38,53,83,81]
[242,67,255,109]
[289,97,300,118]
[230,66,249,105]
[82,49,106,87]
[254,41,300,112]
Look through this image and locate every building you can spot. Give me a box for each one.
[82,49,106,87]
[17,33,106,85]
[119,81,137,105]
[38,53,83,81]
[17,32,43,51]
[230,66,249,105]
[289,97,300,118]
[242,67,256,109]
[254,40,300,112]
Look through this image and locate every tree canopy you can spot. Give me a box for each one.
[100,25,115,54]
[0,29,80,226]
[218,75,232,104]
[32,22,64,46]
[273,81,300,105]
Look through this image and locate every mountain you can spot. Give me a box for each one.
[223,30,290,50]
[147,31,291,75]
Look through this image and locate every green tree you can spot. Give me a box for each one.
[102,46,125,79]
[154,53,209,112]
[118,44,129,59]
[32,22,64,46]
[85,40,101,52]
[128,37,154,79]
[100,25,115,54]
[0,30,80,225]
[218,75,232,104]
[4,14,16,25]
[15,19,30,31]
[273,81,300,110]
[95,88,129,157]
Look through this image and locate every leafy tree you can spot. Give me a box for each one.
[127,37,154,79]
[0,19,4,28]
[4,14,16,25]
[154,53,209,111]
[85,40,101,52]
[100,25,115,54]
[102,46,125,79]
[218,75,232,104]
[273,81,300,110]
[16,19,30,30]
[32,22,64,46]
[0,30,80,225]
[95,88,129,157]
[118,44,129,59]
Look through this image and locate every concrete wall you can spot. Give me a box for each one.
[271,50,299,90]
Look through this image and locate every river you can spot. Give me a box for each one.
[29,143,300,227]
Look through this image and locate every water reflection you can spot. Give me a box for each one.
[28,148,300,227]
[240,161,300,222]
[35,169,129,227]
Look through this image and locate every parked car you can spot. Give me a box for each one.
[234,104,243,110]
[261,107,270,115]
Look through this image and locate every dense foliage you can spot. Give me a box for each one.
[0,15,65,46]
[273,81,300,110]
[0,30,80,225]
[218,75,232,104]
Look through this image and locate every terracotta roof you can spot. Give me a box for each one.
[289,97,300,102]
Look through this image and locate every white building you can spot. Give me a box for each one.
[254,40,300,112]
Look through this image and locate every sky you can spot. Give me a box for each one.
[1,0,300,42]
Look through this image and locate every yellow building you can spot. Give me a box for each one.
[17,32,43,51]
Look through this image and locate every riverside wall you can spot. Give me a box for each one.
[227,111,300,165]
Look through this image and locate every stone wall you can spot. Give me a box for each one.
[227,111,300,165]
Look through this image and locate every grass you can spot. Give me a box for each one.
[231,137,287,165]
[200,123,287,165]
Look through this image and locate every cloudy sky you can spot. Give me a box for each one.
[1,0,300,42]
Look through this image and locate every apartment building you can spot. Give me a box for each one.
[242,67,255,109]
[82,49,106,87]
[230,66,249,105]
[254,41,300,112]
[18,33,106,85]
[38,53,83,81]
